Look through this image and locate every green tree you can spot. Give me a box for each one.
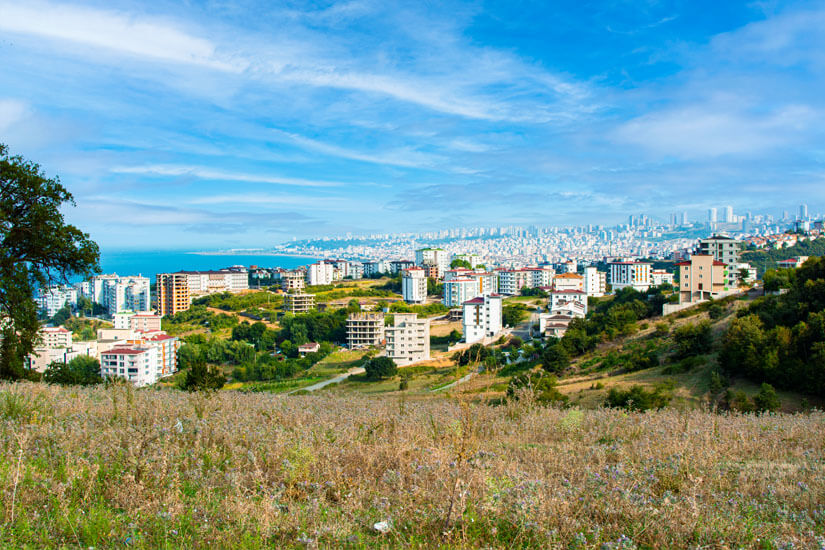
[75,295,92,317]
[364,356,397,380]
[450,258,472,269]
[50,304,72,326]
[541,342,569,374]
[753,383,781,412]
[0,144,100,379]
[672,321,712,359]
[43,355,102,386]
[181,358,226,391]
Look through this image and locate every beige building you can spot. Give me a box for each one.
[156,273,190,317]
[677,254,728,304]
[347,312,385,349]
[285,292,316,314]
[385,313,430,366]
[39,326,73,348]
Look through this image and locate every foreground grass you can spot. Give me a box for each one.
[1,383,824,549]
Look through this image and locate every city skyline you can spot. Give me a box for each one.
[2,1,825,248]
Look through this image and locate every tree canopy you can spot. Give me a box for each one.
[43,355,102,386]
[0,144,99,379]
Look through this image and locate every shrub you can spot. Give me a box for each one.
[181,359,226,392]
[541,342,569,374]
[753,383,781,412]
[604,384,672,411]
[507,373,568,405]
[43,356,102,386]
[673,321,712,359]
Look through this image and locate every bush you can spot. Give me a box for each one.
[365,357,397,380]
[181,359,226,392]
[604,384,672,411]
[541,342,569,374]
[753,383,781,412]
[673,321,712,359]
[43,356,102,386]
[507,373,568,405]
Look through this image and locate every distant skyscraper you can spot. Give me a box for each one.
[681,211,689,225]
[799,204,808,220]
[724,205,734,223]
[708,208,717,223]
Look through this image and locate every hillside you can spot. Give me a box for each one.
[1,383,823,548]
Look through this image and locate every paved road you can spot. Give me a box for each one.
[430,369,478,392]
[288,367,365,394]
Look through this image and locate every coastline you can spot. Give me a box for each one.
[187,251,323,260]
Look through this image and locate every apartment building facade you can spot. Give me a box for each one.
[307,261,335,286]
[402,267,427,304]
[346,312,385,349]
[385,313,430,366]
[415,248,450,279]
[36,286,78,317]
[285,292,316,314]
[583,266,606,297]
[462,294,503,344]
[609,261,652,292]
[676,254,728,304]
[156,273,190,317]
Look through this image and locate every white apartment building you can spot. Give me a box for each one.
[36,286,78,317]
[402,267,427,304]
[77,275,151,316]
[443,278,478,307]
[415,248,450,278]
[385,313,430,366]
[583,267,606,297]
[99,332,179,386]
[538,301,586,338]
[526,267,554,288]
[549,290,588,314]
[307,261,336,286]
[496,269,530,295]
[462,294,503,344]
[609,261,652,292]
[279,270,306,291]
[651,270,675,287]
[348,262,364,280]
[181,270,248,295]
[389,260,416,274]
[363,260,390,277]
[113,311,162,332]
[39,326,73,348]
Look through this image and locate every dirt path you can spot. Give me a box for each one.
[206,306,279,329]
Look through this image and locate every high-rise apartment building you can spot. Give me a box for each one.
[346,312,385,349]
[156,273,190,317]
[462,294,503,344]
[799,203,808,220]
[698,235,742,266]
[608,261,652,292]
[307,261,335,286]
[285,292,316,314]
[676,255,728,304]
[724,205,734,223]
[708,207,718,223]
[415,248,450,279]
[402,267,427,304]
[583,267,606,297]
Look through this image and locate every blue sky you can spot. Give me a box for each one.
[1,0,824,249]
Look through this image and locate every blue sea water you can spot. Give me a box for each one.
[78,250,320,282]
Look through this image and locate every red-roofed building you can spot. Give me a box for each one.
[677,255,728,305]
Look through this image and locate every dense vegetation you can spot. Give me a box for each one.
[720,256,825,397]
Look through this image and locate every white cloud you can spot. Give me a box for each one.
[270,129,442,168]
[0,1,241,71]
[110,164,346,187]
[0,99,28,133]
[614,105,816,158]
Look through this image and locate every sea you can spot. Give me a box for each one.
[75,250,321,282]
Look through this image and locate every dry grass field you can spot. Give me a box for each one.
[1,382,824,549]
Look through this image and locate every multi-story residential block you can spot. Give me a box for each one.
[443,278,478,307]
[676,254,728,304]
[180,269,248,295]
[347,312,385,349]
[103,276,151,315]
[363,260,390,277]
[36,286,78,317]
[583,266,606,297]
[348,262,364,280]
[651,270,675,287]
[99,331,179,386]
[402,267,427,304]
[156,273,190,317]
[385,313,430,365]
[496,269,530,295]
[39,326,73,348]
[538,301,586,338]
[389,260,415,274]
[776,256,809,269]
[526,267,554,288]
[553,272,584,292]
[730,263,757,286]
[279,270,306,291]
[609,261,652,292]
[415,248,450,278]
[462,294,503,344]
[549,290,588,314]
[114,311,162,332]
[699,235,742,266]
[285,292,316,314]
[307,261,335,286]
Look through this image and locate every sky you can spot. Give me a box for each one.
[2,0,825,250]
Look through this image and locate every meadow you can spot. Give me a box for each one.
[1,382,823,548]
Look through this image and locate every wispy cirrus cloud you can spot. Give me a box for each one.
[110,164,349,188]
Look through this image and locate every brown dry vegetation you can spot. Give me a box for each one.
[1,382,824,549]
